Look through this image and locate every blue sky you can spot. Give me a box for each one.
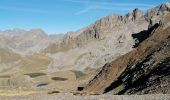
[0,0,169,34]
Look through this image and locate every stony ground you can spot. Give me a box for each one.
[0,93,170,100]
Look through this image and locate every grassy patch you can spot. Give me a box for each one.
[48,91,60,94]
[0,48,21,64]
[51,77,68,81]
[20,54,51,72]
[24,73,46,78]
[0,75,10,78]
[71,70,86,79]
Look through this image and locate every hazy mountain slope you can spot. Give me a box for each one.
[82,13,170,94]
[0,29,61,54]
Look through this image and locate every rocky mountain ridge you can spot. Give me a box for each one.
[81,4,170,94]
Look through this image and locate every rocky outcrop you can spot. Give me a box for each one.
[133,8,143,20]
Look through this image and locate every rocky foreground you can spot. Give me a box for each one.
[0,93,170,100]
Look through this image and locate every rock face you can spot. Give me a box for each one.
[82,12,170,94]
[133,8,143,20]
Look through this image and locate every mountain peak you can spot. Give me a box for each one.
[2,28,27,36]
[156,2,170,13]
[146,2,170,18]
[159,2,170,10]
[29,28,45,32]
[132,8,143,20]
[27,28,47,37]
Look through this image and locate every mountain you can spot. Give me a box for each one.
[81,3,170,94]
[43,8,148,72]
[0,2,169,95]
[42,3,170,74]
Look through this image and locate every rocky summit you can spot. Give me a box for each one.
[0,2,170,100]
